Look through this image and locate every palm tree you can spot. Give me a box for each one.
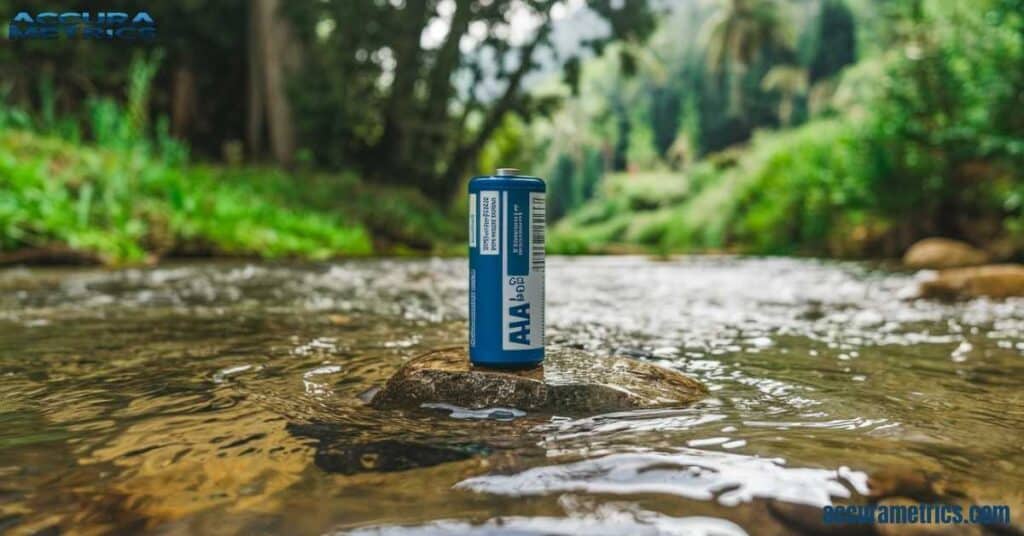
[701,0,792,115]
[761,65,808,125]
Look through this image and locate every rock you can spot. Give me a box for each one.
[903,238,989,269]
[918,264,1024,299]
[371,346,707,414]
[868,471,927,500]
[867,469,944,502]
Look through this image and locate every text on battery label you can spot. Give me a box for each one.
[480,191,499,255]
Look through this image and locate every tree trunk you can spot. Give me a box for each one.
[170,64,197,139]
[376,0,430,171]
[248,0,298,165]
[246,1,265,159]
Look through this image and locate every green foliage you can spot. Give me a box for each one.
[0,1,249,160]
[854,0,1024,244]
[760,65,808,126]
[69,50,190,165]
[726,120,870,253]
[0,130,374,264]
[803,0,857,83]
[531,0,816,197]
[549,0,1023,259]
[0,32,456,265]
[477,114,535,179]
[543,146,607,222]
[218,167,457,251]
[551,120,871,255]
[601,171,691,211]
[2,0,1020,262]
[701,0,794,116]
[548,154,577,221]
[285,0,657,202]
[0,85,31,131]
[626,119,660,170]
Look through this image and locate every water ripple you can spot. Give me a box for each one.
[457,449,869,508]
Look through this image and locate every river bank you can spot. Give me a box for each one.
[0,130,458,266]
[5,123,1023,269]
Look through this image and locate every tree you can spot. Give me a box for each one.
[548,153,577,221]
[248,0,300,165]
[0,0,250,160]
[806,0,856,83]
[700,0,791,115]
[286,0,656,203]
[761,64,807,125]
[861,0,1024,246]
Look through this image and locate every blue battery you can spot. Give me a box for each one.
[468,168,546,369]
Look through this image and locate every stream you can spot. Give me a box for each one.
[1,256,1022,534]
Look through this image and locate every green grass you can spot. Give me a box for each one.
[0,129,455,265]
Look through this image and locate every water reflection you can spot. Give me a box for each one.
[348,498,749,536]
[457,450,869,508]
[0,257,1022,533]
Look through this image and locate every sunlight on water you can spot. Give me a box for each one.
[421,403,528,420]
[1,256,1022,534]
[456,450,869,507]
[348,498,750,536]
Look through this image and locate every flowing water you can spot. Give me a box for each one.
[0,256,1022,534]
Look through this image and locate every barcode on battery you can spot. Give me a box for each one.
[530,193,545,272]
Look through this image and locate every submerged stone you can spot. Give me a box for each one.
[371,346,707,414]
[287,422,485,475]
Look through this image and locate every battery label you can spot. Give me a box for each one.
[479,191,499,255]
[502,190,544,350]
[468,193,477,248]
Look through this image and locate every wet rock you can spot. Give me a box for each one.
[371,346,707,414]
[903,238,989,269]
[287,423,484,475]
[867,469,944,502]
[312,440,479,475]
[918,264,1024,299]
